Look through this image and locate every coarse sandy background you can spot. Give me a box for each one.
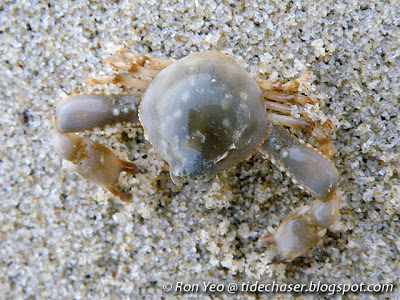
[1,0,399,299]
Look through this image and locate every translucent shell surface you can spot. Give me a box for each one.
[140,52,268,183]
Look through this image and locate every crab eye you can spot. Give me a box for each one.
[140,52,268,183]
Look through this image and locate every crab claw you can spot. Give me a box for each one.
[52,130,137,202]
[259,193,340,262]
[258,124,340,261]
[52,94,141,202]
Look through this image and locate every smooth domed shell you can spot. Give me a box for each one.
[140,52,268,184]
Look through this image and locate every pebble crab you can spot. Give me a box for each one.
[52,51,340,261]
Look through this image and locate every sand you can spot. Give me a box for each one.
[1,0,399,299]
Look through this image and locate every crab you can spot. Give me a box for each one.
[52,51,340,261]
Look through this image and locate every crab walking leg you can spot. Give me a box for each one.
[52,94,141,202]
[115,49,175,70]
[256,70,313,92]
[258,124,340,261]
[267,112,313,130]
[262,90,316,105]
[267,108,335,158]
[104,50,176,80]
[265,103,334,155]
[86,74,151,89]
[257,74,336,158]
[256,77,301,92]
[309,123,336,158]
[104,60,161,79]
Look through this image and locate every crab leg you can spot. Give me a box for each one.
[103,50,175,80]
[86,51,174,88]
[262,90,316,105]
[267,112,313,130]
[258,73,335,158]
[86,74,151,89]
[256,70,312,92]
[258,124,340,261]
[115,49,175,70]
[52,94,141,202]
[267,111,335,158]
[104,60,161,79]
